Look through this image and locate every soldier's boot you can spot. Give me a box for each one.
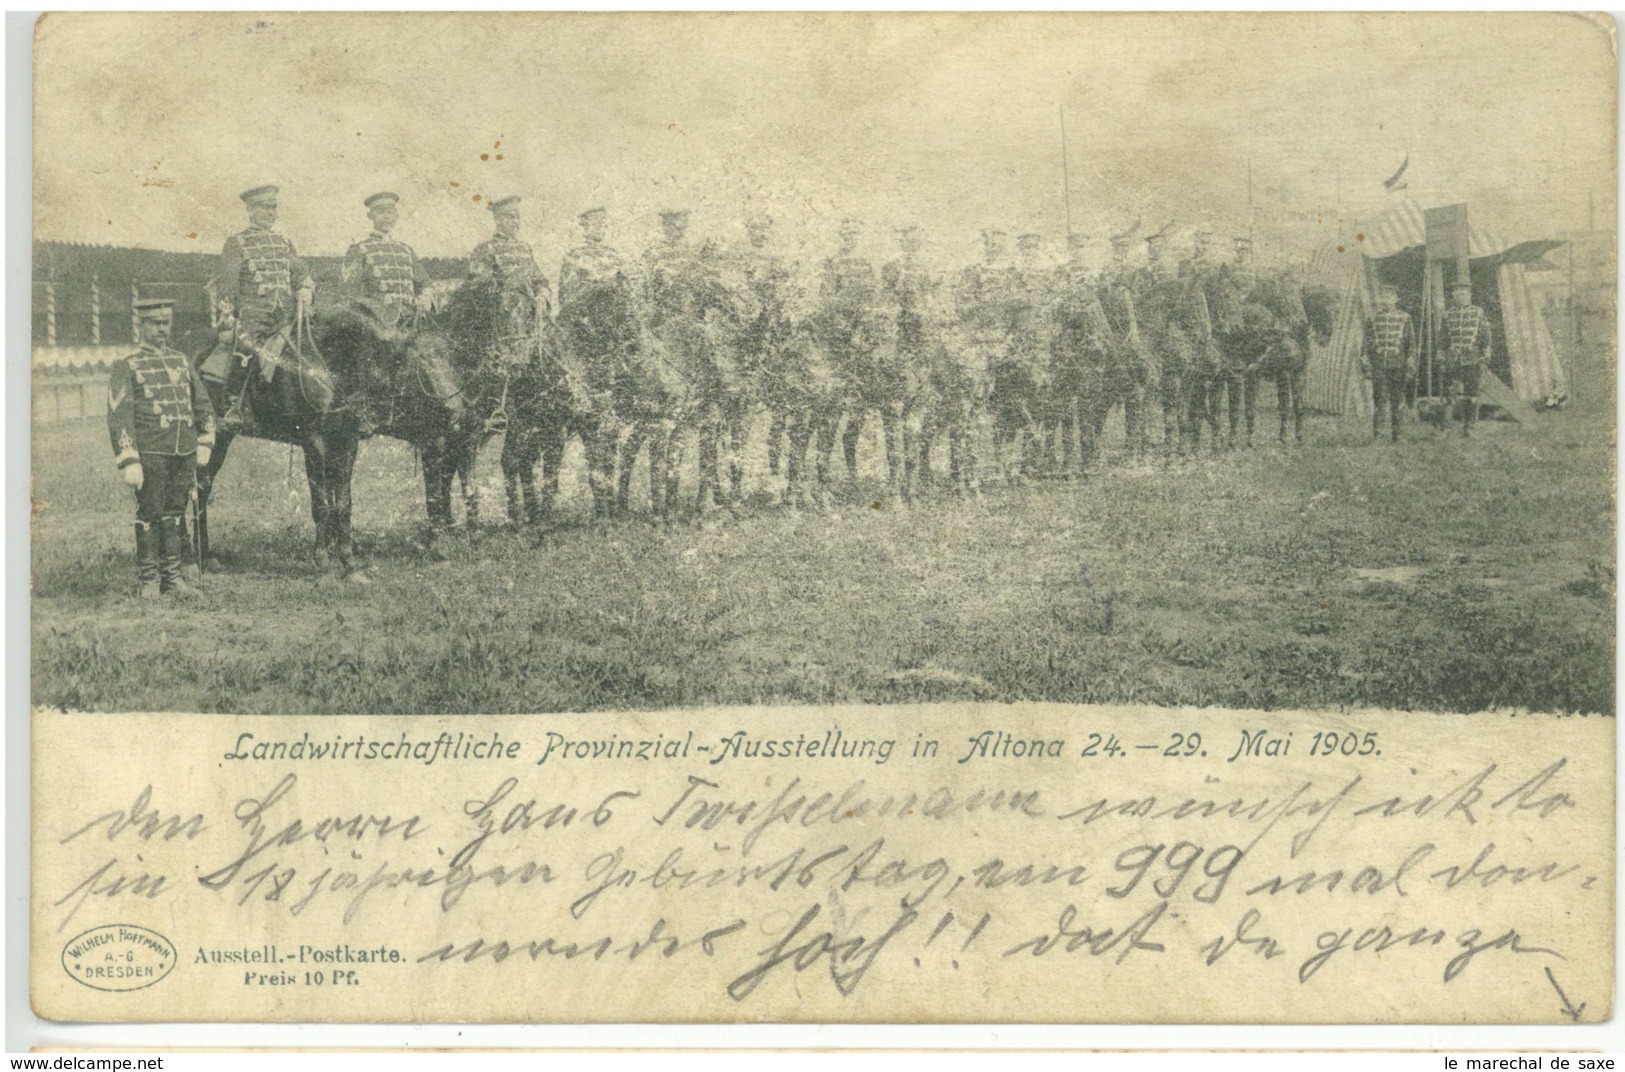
[1461,397,1475,438]
[157,517,202,600]
[218,357,251,433]
[134,523,161,600]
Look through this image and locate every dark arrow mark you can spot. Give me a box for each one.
[1544,966,1586,1022]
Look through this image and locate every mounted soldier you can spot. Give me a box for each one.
[343,191,433,327]
[1048,232,1113,476]
[819,217,883,482]
[466,194,551,433]
[1133,228,1192,457]
[109,299,216,599]
[1180,229,1228,452]
[467,194,550,343]
[1200,232,1254,448]
[557,206,638,515]
[208,184,314,433]
[342,192,454,433]
[741,215,799,481]
[881,223,946,496]
[1102,229,1151,460]
[1442,280,1493,437]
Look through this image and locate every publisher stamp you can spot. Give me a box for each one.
[60,924,177,993]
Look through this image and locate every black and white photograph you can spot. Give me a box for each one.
[23,11,1617,1035]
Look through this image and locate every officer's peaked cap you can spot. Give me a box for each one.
[240,185,279,206]
[364,191,401,210]
[133,298,176,317]
[489,195,522,213]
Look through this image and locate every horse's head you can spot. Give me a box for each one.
[1301,283,1338,347]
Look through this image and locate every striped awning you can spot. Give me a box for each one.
[1349,198,1533,261]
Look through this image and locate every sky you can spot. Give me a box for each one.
[33,12,1618,272]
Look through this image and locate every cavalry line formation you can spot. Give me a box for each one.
[108,184,1492,590]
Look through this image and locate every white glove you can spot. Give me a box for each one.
[121,464,144,489]
[298,286,314,307]
[196,446,212,468]
[415,291,434,313]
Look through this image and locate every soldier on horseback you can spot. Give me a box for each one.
[342,192,457,433]
[467,195,551,432]
[209,184,314,433]
[1201,232,1256,449]
[1102,230,1151,460]
[740,215,798,480]
[469,195,550,335]
[343,192,433,326]
[1049,232,1114,476]
[556,206,639,515]
[819,217,883,482]
[1181,229,1228,452]
[1133,228,1189,457]
[882,224,945,495]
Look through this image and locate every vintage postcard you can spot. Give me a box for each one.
[29,12,1616,1025]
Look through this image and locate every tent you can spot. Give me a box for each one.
[1304,199,1569,415]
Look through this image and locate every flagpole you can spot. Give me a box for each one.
[1247,158,1254,241]
[1059,103,1073,241]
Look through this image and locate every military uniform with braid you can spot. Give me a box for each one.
[108,299,216,599]
[1443,283,1492,436]
[1362,287,1416,441]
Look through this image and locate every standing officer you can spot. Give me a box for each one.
[1361,283,1416,442]
[108,299,216,599]
[211,184,314,432]
[342,192,433,327]
[1443,280,1493,437]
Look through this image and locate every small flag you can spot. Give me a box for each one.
[1383,154,1409,192]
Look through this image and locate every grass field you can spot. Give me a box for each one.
[30,399,1616,715]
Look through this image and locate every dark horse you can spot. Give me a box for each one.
[189,300,468,581]
[433,275,596,528]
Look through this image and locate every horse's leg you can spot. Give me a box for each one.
[841,406,863,482]
[663,419,684,517]
[419,443,454,559]
[539,420,565,522]
[195,432,231,572]
[884,402,910,493]
[303,437,335,569]
[500,423,529,525]
[766,411,786,476]
[814,412,837,488]
[331,434,366,581]
[726,401,749,504]
[455,433,482,532]
[784,412,809,507]
[1241,370,1258,447]
[618,423,646,517]
[1276,373,1291,443]
[1291,366,1305,445]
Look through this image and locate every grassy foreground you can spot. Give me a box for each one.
[30,403,1615,714]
